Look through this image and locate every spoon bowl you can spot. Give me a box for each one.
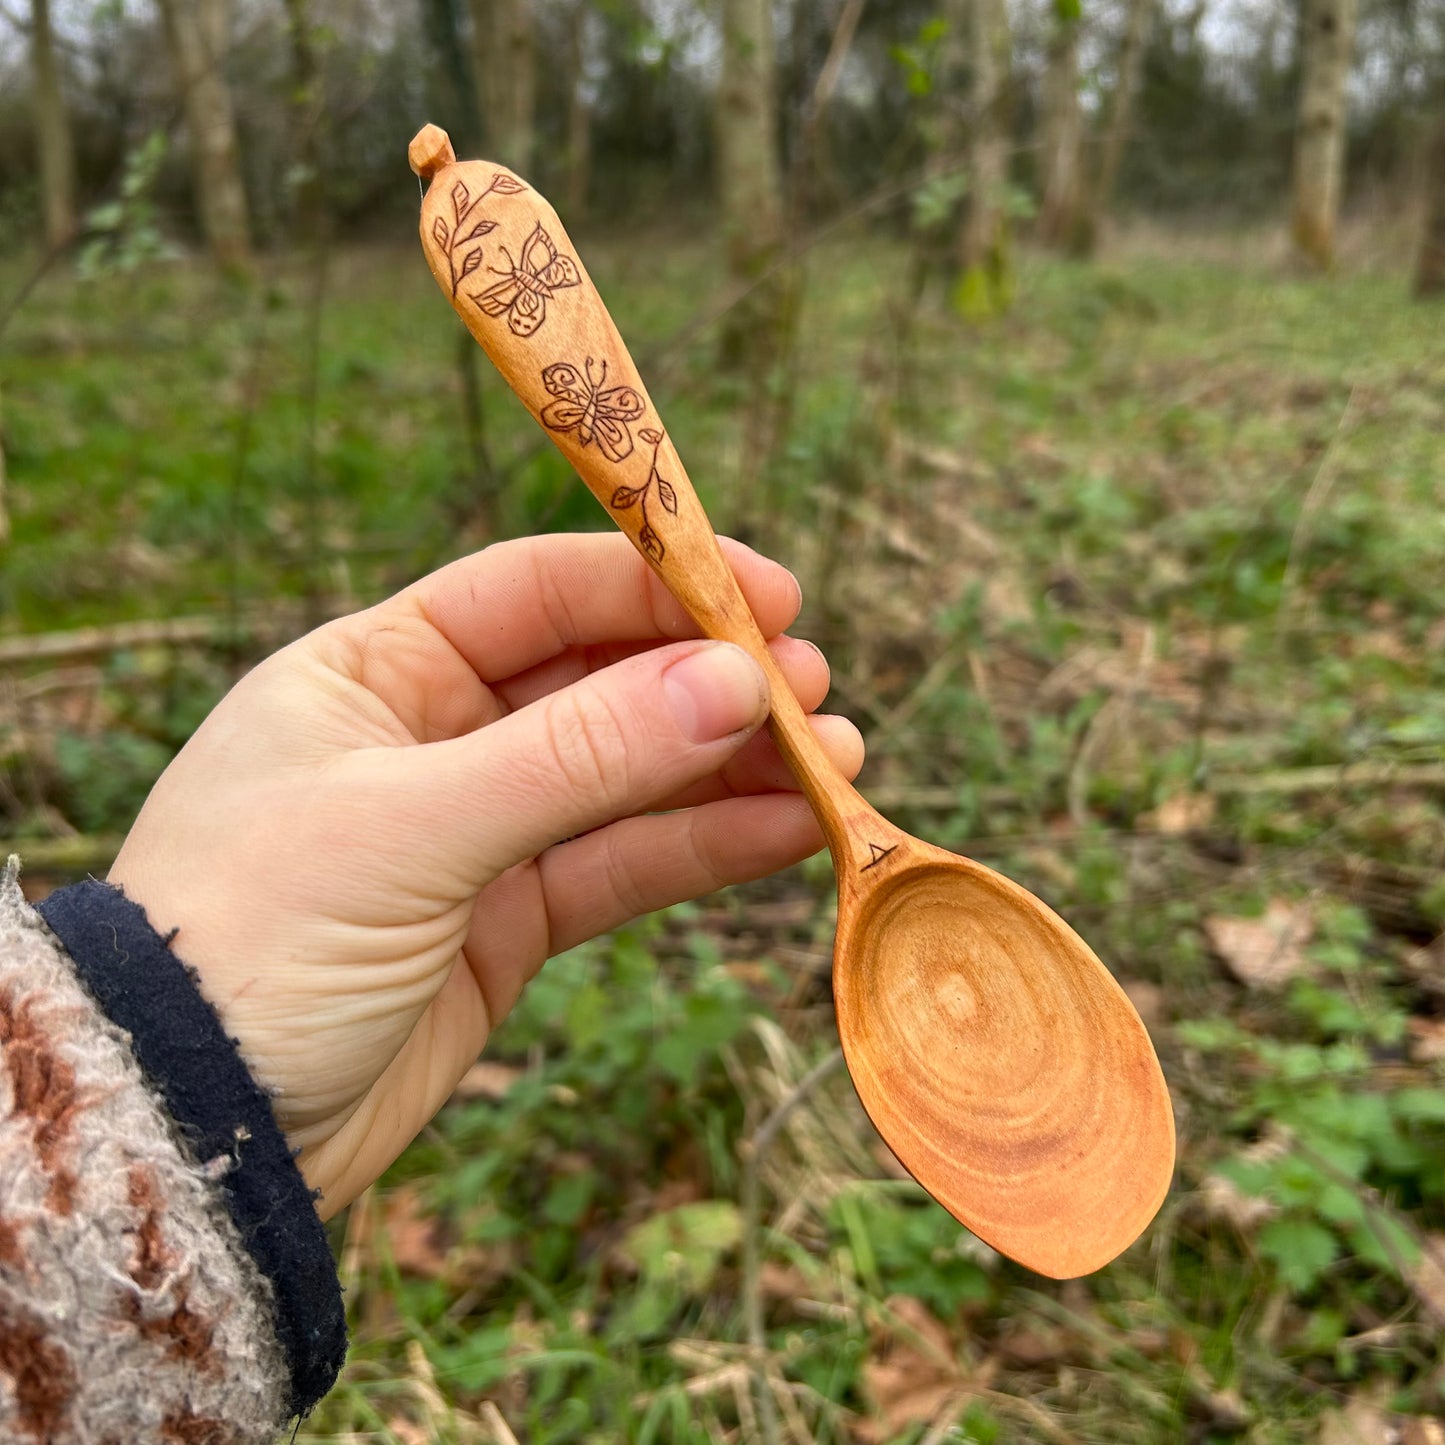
[833,837,1172,1277]
[409,124,1175,1276]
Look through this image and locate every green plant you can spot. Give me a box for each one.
[77,132,180,279]
[1179,907,1445,1298]
[53,729,173,835]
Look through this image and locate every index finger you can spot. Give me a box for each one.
[397,532,803,683]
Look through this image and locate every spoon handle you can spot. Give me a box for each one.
[410,124,863,848]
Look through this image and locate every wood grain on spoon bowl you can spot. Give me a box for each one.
[833,839,1173,1279]
[408,123,1176,1278]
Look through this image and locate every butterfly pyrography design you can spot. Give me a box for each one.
[472,223,580,337]
[540,357,646,464]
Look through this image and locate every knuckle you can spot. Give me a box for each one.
[527,541,582,648]
[686,810,730,895]
[543,687,635,812]
[599,828,651,921]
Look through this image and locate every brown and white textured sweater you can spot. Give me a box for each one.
[0,860,347,1442]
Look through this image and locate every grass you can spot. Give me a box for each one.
[2,221,1444,1442]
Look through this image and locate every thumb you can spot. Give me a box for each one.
[370,640,771,884]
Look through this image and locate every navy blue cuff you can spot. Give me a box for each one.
[36,879,347,1416]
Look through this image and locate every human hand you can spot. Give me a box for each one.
[108,534,862,1216]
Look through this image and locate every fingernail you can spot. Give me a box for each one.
[663,643,769,742]
[783,567,803,616]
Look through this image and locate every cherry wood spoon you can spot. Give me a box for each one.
[408,124,1174,1277]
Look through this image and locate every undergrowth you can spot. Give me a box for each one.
[2,228,1443,1442]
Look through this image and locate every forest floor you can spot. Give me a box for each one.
[2,228,1444,1444]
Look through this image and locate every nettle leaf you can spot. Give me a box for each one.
[451,179,469,220]
[1349,1212,1420,1275]
[618,1201,742,1293]
[610,484,645,509]
[1214,1156,1274,1197]
[542,1169,596,1227]
[1258,1217,1339,1292]
[490,173,526,195]
[656,476,678,514]
[638,427,663,446]
[565,980,608,1052]
[460,247,484,279]
[432,215,449,247]
[1313,1182,1367,1227]
[1392,1087,1445,1124]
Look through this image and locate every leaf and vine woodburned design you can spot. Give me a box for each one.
[610,428,675,563]
[432,171,527,296]
[472,223,580,337]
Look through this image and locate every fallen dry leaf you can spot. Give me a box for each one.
[381,1185,450,1279]
[1205,900,1315,990]
[1199,1172,1279,1232]
[856,1296,969,1444]
[1398,1421,1445,1445]
[651,1176,705,1212]
[1401,1421,1445,1445]
[995,1324,1071,1368]
[451,1060,524,1102]
[1142,790,1217,834]
[1317,1397,1393,1445]
[1407,1017,1445,1064]
[882,1294,955,1358]
[1408,1234,1445,1325]
[1191,1379,1250,1430]
[1198,1127,1295,1232]
[1121,978,1167,1031]
[758,1260,814,1302]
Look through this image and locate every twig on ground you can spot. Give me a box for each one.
[6,836,124,873]
[0,607,349,666]
[865,760,1445,813]
[478,1401,520,1445]
[1209,761,1445,795]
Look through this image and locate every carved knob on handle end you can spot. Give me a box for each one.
[409,124,456,181]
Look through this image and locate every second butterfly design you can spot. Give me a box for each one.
[540,357,645,463]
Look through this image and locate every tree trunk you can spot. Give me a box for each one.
[793,0,866,218]
[156,0,252,270]
[1079,0,1151,252]
[956,0,1013,309]
[468,0,536,176]
[565,1,592,219]
[1037,14,1083,251]
[1416,113,1445,298]
[1291,0,1357,270]
[422,0,478,153]
[30,0,77,250]
[716,0,787,368]
[282,0,323,245]
[0,386,8,545]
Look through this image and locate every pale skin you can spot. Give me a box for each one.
[108,533,863,1218]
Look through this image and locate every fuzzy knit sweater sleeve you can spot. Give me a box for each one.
[0,860,348,1443]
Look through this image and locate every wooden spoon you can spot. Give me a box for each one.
[408,124,1174,1278]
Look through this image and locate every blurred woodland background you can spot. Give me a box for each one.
[2,1,1445,1442]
